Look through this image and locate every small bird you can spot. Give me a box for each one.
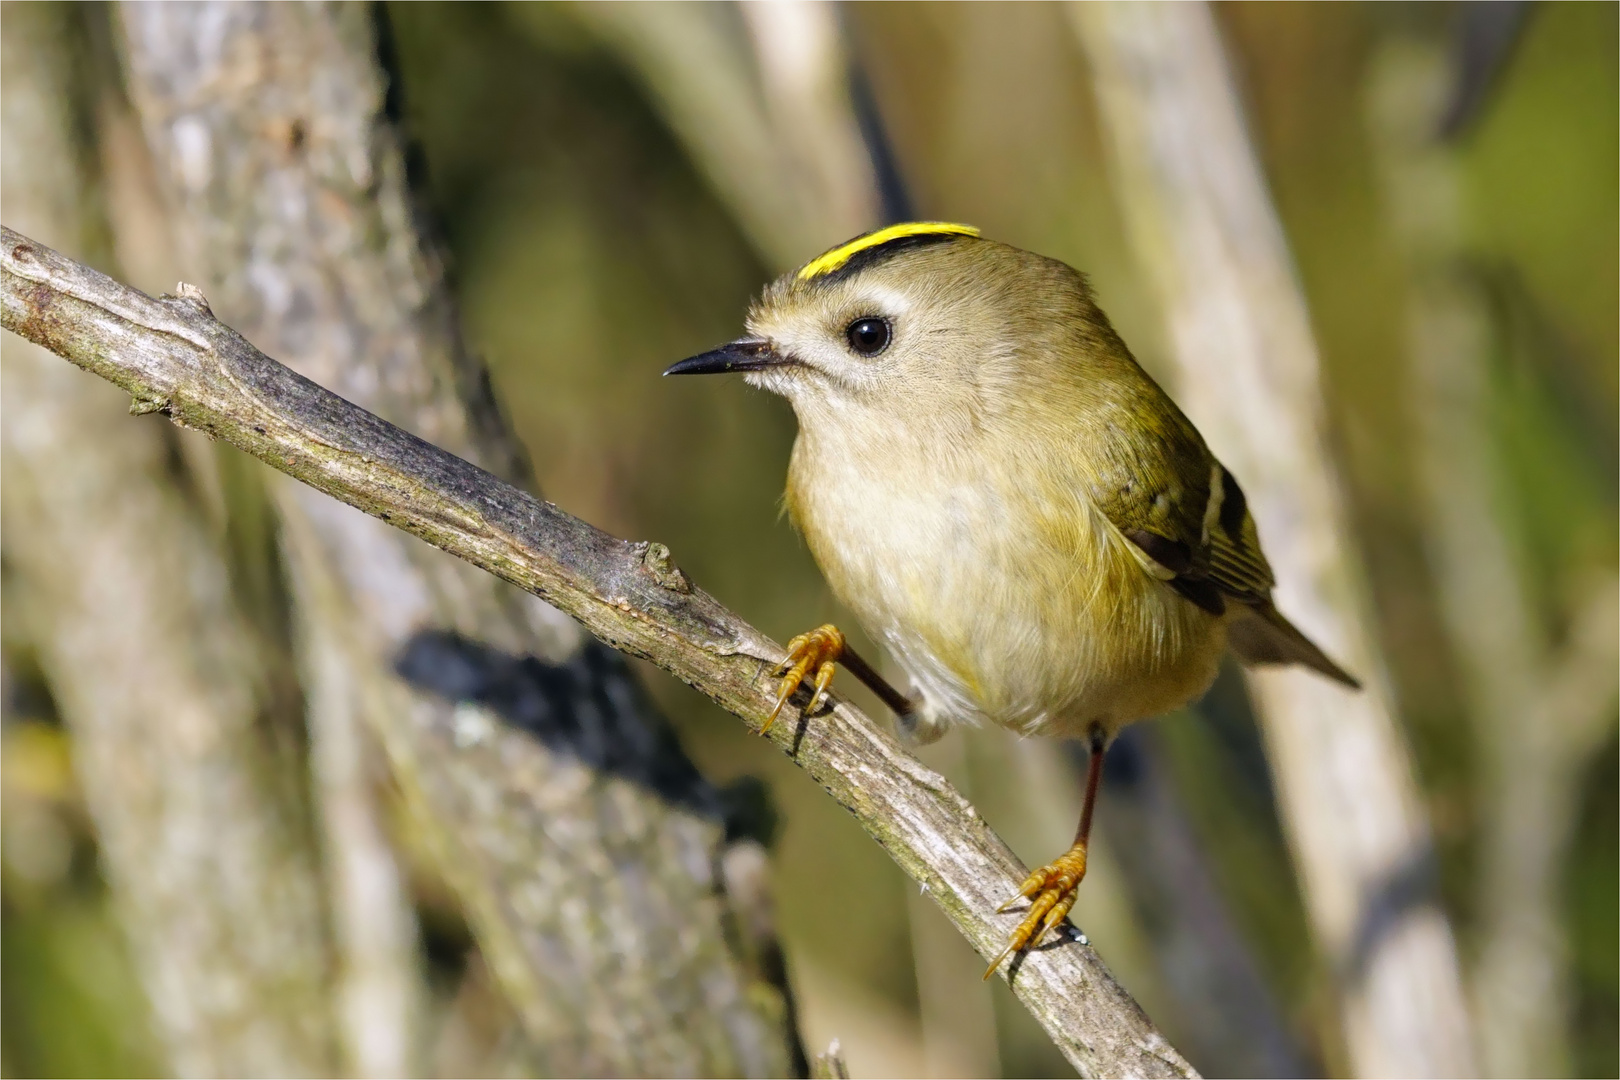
[666,223,1358,978]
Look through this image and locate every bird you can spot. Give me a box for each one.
[665,222,1358,979]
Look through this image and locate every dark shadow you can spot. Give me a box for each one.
[1437,1,1536,141]
[1030,923,1089,955]
[786,703,818,760]
[843,34,915,225]
[395,629,777,848]
[1341,843,1442,986]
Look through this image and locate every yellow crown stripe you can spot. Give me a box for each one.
[797,222,981,280]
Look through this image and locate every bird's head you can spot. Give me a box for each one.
[664,223,1109,432]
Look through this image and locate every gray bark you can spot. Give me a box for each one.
[1,223,1199,1078]
[0,5,337,1075]
[1072,4,1477,1076]
[110,3,795,1075]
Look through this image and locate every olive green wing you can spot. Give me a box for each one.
[1201,462,1277,605]
[1062,333,1358,686]
[1192,463,1359,686]
[1089,432,1360,688]
[1090,444,1271,618]
[1080,382,1263,617]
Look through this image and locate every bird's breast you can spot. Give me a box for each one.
[786,429,1224,738]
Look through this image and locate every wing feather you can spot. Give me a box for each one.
[1204,465,1274,603]
[1079,399,1358,687]
[1103,451,1274,612]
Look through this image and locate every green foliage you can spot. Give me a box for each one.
[1,891,163,1079]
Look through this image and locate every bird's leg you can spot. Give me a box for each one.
[836,640,918,718]
[984,723,1108,979]
[763,624,915,733]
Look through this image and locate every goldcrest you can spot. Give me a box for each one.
[667,222,1357,977]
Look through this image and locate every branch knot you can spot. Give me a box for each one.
[639,542,692,594]
[171,281,213,315]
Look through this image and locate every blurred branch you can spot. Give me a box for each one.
[1,226,1197,1079]
[1096,730,1310,1078]
[110,3,795,1075]
[1373,35,1619,1076]
[562,0,880,268]
[1072,4,1477,1076]
[0,5,336,1073]
[290,536,425,1078]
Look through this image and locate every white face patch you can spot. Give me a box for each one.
[746,282,918,401]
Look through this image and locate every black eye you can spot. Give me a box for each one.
[845,317,891,356]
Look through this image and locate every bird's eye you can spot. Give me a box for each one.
[845,317,891,356]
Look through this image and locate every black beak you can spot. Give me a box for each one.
[663,337,784,376]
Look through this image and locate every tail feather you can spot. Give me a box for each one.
[1227,603,1361,689]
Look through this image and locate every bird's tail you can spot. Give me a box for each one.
[1227,603,1361,689]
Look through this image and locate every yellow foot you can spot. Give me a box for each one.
[763,624,845,734]
[983,845,1088,979]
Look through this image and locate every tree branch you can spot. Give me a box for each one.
[2,225,1196,1079]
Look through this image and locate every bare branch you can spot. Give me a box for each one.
[562,0,879,269]
[2,225,1197,1079]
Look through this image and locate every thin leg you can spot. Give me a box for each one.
[1072,724,1106,849]
[837,642,917,718]
[983,724,1108,979]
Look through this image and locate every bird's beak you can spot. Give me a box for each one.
[663,337,785,376]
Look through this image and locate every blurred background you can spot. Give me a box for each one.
[1,3,1614,1078]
